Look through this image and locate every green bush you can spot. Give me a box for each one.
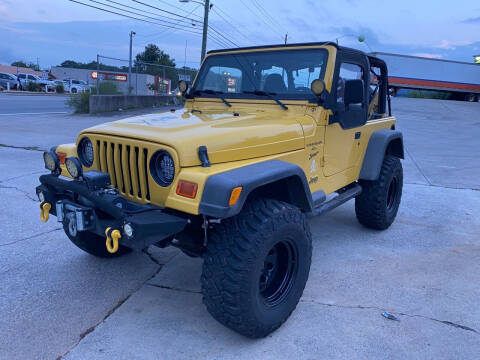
[99,81,118,94]
[67,92,90,113]
[26,81,43,92]
[407,90,450,100]
[89,81,118,95]
[55,83,65,93]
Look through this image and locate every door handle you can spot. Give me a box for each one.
[354,131,361,139]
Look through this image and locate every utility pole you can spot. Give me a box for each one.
[200,0,210,63]
[96,54,100,95]
[128,31,136,94]
[284,33,288,45]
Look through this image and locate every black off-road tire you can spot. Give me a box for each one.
[63,223,131,258]
[201,198,312,338]
[355,155,403,230]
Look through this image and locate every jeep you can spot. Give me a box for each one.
[36,42,404,338]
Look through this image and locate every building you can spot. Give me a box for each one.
[50,67,159,95]
[0,64,43,77]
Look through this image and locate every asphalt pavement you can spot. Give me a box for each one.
[0,97,479,359]
[0,93,71,116]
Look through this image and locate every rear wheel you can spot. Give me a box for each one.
[63,222,131,258]
[355,155,403,230]
[201,198,312,338]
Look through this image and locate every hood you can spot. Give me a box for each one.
[82,109,308,166]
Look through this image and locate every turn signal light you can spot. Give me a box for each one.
[56,152,67,165]
[229,186,242,206]
[176,180,198,199]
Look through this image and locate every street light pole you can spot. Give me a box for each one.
[128,31,136,94]
[201,0,210,63]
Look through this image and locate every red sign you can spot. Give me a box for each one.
[91,71,127,82]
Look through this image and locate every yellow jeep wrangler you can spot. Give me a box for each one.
[36,42,403,338]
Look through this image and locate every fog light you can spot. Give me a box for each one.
[65,157,83,179]
[123,223,134,238]
[43,151,60,174]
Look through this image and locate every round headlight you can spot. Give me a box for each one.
[150,150,175,187]
[43,151,60,173]
[78,137,94,167]
[65,157,83,179]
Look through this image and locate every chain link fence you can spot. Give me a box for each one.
[90,55,198,96]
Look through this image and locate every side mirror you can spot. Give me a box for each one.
[178,80,189,95]
[310,79,325,96]
[344,79,364,107]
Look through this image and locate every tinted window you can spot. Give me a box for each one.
[336,63,363,103]
[18,74,26,79]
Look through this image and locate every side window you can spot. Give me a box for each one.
[28,75,35,80]
[336,63,363,103]
[0,74,5,79]
[18,74,26,79]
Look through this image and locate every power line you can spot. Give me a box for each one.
[68,0,203,35]
[132,0,203,23]
[103,0,198,26]
[136,3,203,41]
[89,0,199,29]
[238,0,284,40]
[249,0,288,35]
[211,6,254,45]
[154,0,203,19]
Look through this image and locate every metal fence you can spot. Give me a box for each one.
[91,55,198,96]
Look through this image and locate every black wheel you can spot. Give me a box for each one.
[355,155,403,230]
[71,87,77,94]
[201,198,312,338]
[63,222,131,258]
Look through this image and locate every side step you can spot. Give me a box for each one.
[309,184,362,217]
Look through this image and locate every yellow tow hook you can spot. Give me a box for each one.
[105,227,121,254]
[40,202,51,222]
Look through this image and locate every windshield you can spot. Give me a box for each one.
[192,48,328,100]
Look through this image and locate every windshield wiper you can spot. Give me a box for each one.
[193,89,231,107]
[243,90,288,110]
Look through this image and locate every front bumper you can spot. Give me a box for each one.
[36,173,187,250]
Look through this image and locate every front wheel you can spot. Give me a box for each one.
[63,222,131,258]
[201,198,312,338]
[355,155,403,230]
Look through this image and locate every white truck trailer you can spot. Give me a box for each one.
[370,52,480,102]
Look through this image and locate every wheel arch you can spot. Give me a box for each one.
[198,160,313,218]
[359,129,404,181]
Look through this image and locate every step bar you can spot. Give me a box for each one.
[309,183,362,217]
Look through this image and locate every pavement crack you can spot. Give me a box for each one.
[300,299,479,335]
[0,184,38,201]
[0,227,62,247]
[0,143,45,152]
[404,181,480,191]
[0,170,44,183]
[142,248,163,267]
[146,283,201,294]
[57,247,169,359]
[405,147,432,185]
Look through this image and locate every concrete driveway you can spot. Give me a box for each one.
[0,98,479,359]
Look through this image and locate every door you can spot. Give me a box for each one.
[323,61,368,177]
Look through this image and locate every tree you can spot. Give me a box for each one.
[59,60,128,72]
[11,61,37,70]
[135,44,176,68]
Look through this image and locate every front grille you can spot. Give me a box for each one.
[95,140,151,202]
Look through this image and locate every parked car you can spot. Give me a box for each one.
[63,78,91,93]
[17,73,55,91]
[0,72,19,90]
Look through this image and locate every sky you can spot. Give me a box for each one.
[0,0,479,69]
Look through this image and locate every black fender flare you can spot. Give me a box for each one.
[199,160,313,218]
[359,129,404,180]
